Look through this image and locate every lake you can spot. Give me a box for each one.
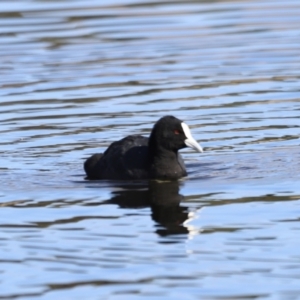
[0,0,300,299]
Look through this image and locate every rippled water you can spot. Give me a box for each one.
[1,0,300,299]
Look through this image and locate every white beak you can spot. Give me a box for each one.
[181,122,203,153]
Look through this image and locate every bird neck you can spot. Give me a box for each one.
[148,136,178,163]
[148,137,185,180]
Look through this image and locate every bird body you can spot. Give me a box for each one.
[84,116,203,180]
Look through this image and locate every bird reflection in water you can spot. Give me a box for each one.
[104,181,191,236]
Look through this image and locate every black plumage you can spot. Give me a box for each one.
[84,116,203,180]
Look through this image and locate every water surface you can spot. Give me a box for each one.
[0,0,300,299]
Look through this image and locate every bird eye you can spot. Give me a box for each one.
[174,129,180,135]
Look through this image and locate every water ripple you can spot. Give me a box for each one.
[0,0,300,299]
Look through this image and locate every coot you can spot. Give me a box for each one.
[84,116,203,180]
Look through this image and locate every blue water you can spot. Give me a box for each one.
[0,0,300,299]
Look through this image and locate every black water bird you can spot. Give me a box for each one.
[84,116,203,180]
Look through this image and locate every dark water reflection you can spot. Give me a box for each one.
[103,181,189,236]
[1,0,300,298]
